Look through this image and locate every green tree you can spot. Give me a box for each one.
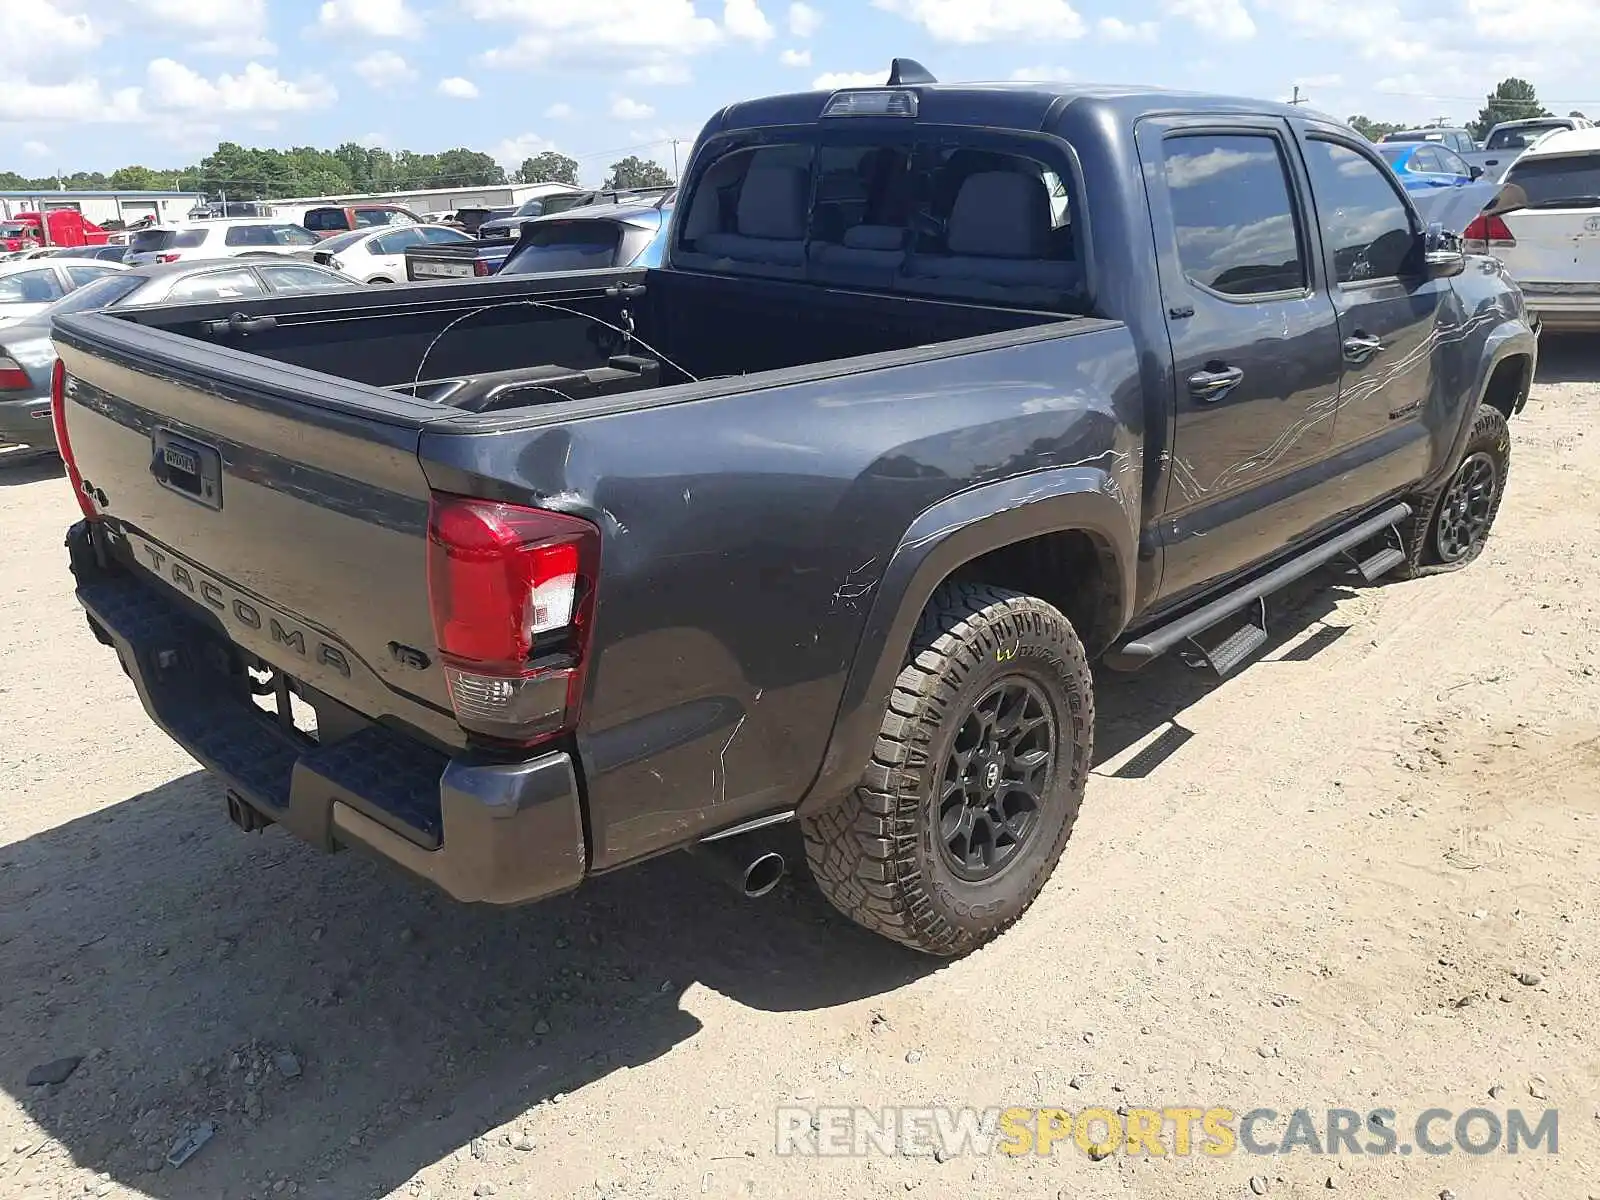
[603,155,672,190]
[517,151,578,185]
[109,166,163,191]
[432,148,506,187]
[1471,78,1550,140]
[1346,115,1407,142]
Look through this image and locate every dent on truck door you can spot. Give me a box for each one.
[1135,119,1345,604]
[1299,135,1445,499]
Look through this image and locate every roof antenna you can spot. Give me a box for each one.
[887,58,936,86]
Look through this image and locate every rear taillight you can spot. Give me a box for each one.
[50,359,96,520]
[1463,214,1515,253]
[156,252,181,263]
[0,355,29,390]
[427,494,601,746]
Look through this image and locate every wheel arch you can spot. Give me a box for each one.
[800,466,1137,816]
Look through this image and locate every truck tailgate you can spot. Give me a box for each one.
[53,319,462,749]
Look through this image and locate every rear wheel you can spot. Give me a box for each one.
[367,277,392,285]
[1397,403,1510,576]
[801,583,1093,957]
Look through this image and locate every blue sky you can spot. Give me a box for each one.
[3,0,1599,183]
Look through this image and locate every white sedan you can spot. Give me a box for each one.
[0,258,126,328]
[304,224,474,284]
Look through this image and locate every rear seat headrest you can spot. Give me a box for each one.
[946,172,1053,259]
[736,165,810,240]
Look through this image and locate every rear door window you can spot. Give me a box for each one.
[1163,133,1306,297]
[304,208,350,232]
[0,268,64,303]
[1487,123,1565,150]
[130,228,207,252]
[166,268,266,302]
[65,264,121,287]
[255,263,351,293]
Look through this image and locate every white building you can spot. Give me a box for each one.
[0,189,204,227]
[269,182,581,218]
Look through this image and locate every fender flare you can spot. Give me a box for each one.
[1432,317,1536,488]
[799,465,1138,815]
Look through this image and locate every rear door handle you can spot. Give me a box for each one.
[1188,365,1244,403]
[1343,334,1384,363]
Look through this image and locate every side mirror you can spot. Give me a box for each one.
[1469,165,1485,181]
[1422,221,1466,280]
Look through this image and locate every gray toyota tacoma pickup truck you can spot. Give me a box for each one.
[54,64,1537,956]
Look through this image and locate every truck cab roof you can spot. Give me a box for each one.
[706,80,1335,138]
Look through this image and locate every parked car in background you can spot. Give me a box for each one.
[1381,127,1479,155]
[1466,116,1595,183]
[304,224,474,283]
[474,187,676,240]
[0,210,111,253]
[71,245,133,264]
[1473,128,1600,331]
[455,207,514,236]
[125,219,322,266]
[0,258,353,453]
[302,204,422,238]
[1376,142,1482,189]
[404,197,673,280]
[0,259,124,329]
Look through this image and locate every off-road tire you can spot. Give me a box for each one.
[801,583,1094,957]
[1395,403,1511,578]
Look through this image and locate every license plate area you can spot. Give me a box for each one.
[246,659,320,745]
[415,261,472,278]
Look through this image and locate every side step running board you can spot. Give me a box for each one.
[1107,502,1412,672]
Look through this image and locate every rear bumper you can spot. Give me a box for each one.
[1522,287,1600,332]
[0,394,54,449]
[67,520,587,906]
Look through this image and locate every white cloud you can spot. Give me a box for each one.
[1011,65,1074,82]
[22,140,52,158]
[544,101,575,119]
[471,0,723,80]
[131,0,275,56]
[0,0,99,67]
[144,59,337,113]
[611,95,656,119]
[0,79,141,124]
[491,132,556,168]
[788,0,822,36]
[723,0,774,42]
[872,0,1086,44]
[625,62,693,84]
[316,0,423,39]
[1097,16,1158,41]
[813,69,886,89]
[437,76,480,99]
[1162,0,1255,39]
[354,50,416,88]
[779,47,811,66]
[359,131,390,146]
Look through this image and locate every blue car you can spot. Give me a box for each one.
[1376,142,1481,191]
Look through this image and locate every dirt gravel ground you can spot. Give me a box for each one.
[2,341,1599,1200]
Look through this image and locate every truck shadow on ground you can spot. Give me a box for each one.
[1533,333,1600,384]
[0,562,1364,1199]
[0,450,63,485]
[0,772,928,1199]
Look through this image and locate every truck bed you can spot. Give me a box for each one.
[91,266,1066,410]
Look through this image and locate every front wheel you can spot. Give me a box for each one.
[1398,404,1511,575]
[801,583,1094,957]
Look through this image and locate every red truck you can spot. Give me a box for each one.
[0,210,111,252]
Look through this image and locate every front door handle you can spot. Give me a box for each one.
[1188,365,1245,403]
[1343,333,1384,363]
